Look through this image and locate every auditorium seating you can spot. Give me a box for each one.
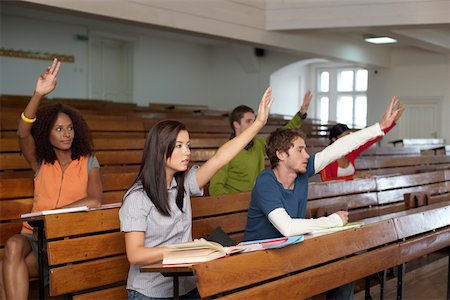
[1,95,449,298]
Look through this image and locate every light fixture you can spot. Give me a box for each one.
[364,36,397,44]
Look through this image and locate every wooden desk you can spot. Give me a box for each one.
[141,202,450,299]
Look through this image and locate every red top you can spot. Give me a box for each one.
[320,122,396,182]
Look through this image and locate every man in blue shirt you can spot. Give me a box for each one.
[244,96,403,299]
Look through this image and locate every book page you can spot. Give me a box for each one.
[163,247,226,265]
[308,222,362,236]
[166,238,224,252]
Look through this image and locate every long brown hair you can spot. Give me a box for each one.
[128,120,187,216]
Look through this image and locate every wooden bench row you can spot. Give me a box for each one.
[1,93,336,138]
[1,170,448,298]
[35,197,450,299]
[2,136,449,177]
[191,169,450,243]
[0,110,331,141]
[192,201,450,299]
[2,166,449,251]
[19,192,449,299]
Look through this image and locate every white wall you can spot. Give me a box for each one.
[209,45,301,111]
[1,14,89,99]
[1,5,449,143]
[1,8,303,112]
[367,48,450,144]
[270,58,327,117]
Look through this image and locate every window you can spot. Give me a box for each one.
[316,67,368,128]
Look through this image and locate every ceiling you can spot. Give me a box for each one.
[264,0,450,54]
[3,0,450,67]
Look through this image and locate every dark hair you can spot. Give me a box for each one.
[129,120,187,216]
[328,123,351,143]
[31,104,93,164]
[266,128,306,168]
[229,105,255,150]
[229,105,254,138]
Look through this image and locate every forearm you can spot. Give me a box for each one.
[268,208,343,236]
[62,196,102,209]
[283,113,303,129]
[17,92,44,138]
[125,240,170,265]
[314,123,383,173]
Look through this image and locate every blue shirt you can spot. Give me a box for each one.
[244,155,316,241]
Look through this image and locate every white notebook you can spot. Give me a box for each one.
[21,206,89,218]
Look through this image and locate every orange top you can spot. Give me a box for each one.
[22,156,89,234]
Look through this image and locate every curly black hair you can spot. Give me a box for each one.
[30,104,94,164]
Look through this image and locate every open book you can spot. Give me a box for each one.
[21,206,89,218]
[163,238,245,265]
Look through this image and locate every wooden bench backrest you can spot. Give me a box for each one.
[356,155,450,170]
[0,169,136,247]
[4,137,448,172]
[191,192,251,243]
[44,208,128,297]
[0,136,229,170]
[307,170,450,221]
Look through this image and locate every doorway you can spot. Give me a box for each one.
[89,36,133,102]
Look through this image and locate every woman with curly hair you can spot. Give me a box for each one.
[0,58,102,300]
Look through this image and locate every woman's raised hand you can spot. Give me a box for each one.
[35,58,61,97]
[394,101,405,122]
[255,87,273,126]
[379,96,404,130]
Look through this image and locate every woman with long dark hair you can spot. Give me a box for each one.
[119,88,273,299]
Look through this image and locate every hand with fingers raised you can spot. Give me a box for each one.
[35,58,61,97]
[255,87,273,127]
[379,96,404,131]
[299,90,312,117]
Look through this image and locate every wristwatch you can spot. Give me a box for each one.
[299,112,307,120]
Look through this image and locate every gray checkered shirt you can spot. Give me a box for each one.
[120,166,203,298]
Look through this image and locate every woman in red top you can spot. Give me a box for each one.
[320,101,403,182]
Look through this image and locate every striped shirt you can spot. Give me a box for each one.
[119,166,203,298]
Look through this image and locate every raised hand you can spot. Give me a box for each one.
[300,90,312,115]
[255,87,273,126]
[395,101,405,122]
[35,58,61,96]
[379,96,404,130]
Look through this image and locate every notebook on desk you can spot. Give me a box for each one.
[21,206,89,218]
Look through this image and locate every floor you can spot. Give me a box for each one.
[354,255,448,300]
